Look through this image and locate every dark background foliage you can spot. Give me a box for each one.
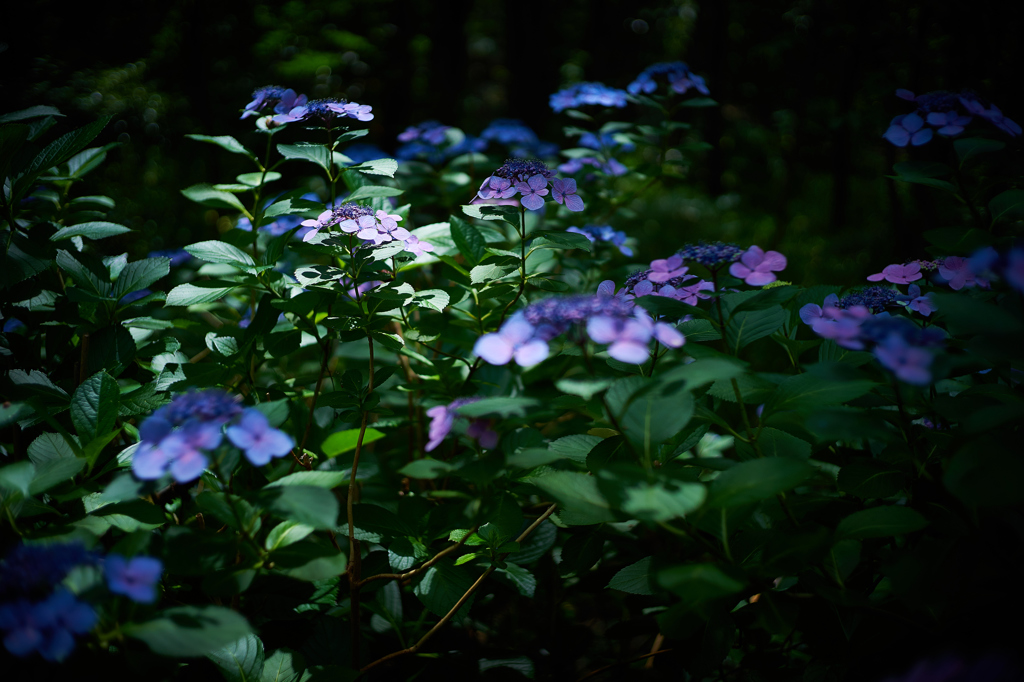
[3,0,1022,280]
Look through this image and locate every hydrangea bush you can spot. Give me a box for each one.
[1,64,1022,681]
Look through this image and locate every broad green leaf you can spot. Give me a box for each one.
[414,559,476,618]
[0,461,35,496]
[608,556,654,595]
[836,506,928,539]
[725,305,787,353]
[14,117,109,202]
[496,563,536,597]
[411,289,450,313]
[736,428,811,460]
[277,143,331,170]
[457,397,538,418]
[449,215,487,265]
[470,263,514,284]
[555,378,611,401]
[254,486,339,529]
[398,458,453,479]
[321,428,386,458]
[617,480,707,521]
[479,657,535,678]
[529,471,615,525]
[207,634,265,682]
[766,367,875,414]
[507,521,557,565]
[91,499,164,531]
[0,105,64,123]
[265,521,315,551]
[181,184,247,212]
[272,539,346,581]
[461,204,520,225]
[186,134,255,158]
[548,434,603,463]
[530,231,593,252]
[166,282,238,306]
[657,358,745,392]
[267,472,348,489]
[350,157,398,176]
[27,433,75,464]
[606,376,694,448]
[989,189,1024,223]
[124,606,253,657]
[260,649,305,682]
[50,221,131,241]
[237,171,282,186]
[954,137,1005,163]
[890,160,955,191]
[56,249,109,295]
[344,184,404,202]
[185,240,255,267]
[837,460,905,499]
[112,257,170,300]
[707,458,812,508]
[657,563,746,606]
[71,371,119,445]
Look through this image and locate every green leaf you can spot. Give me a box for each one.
[496,563,536,597]
[707,458,812,508]
[236,171,282,186]
[954,137,1005,163]
[530,231,593,253]
[890,160,956,191]
[344,184,404,202]
[736,428,811,460]
[470,263,514,284]
[410,289,450,313]
[254,486,339,529]
[529,471,615,525]
[725,305,787,352]
[0,105,64,123]
[27,433,75,464]
[320,428,386,458]
[0,461,35,496]
[989,189,1024,223]
[350,157,398,176]
[207,634,265,682]
[608,556,654,595]
[91,498,164,531]
[112,257,170,300]
[555,378,612,401]
[265,521,315,550]
[14,117,109,202]
[414,559,476,618]
[181,184,248,212]
[616,479,707,521]
[186,134,255,158]
[456,397,538,418]
[166,281,237,306]
[272,539,347,581]
[765,367,875,415]
[606,376,694,448]
[548,434,603,463]
[50,221,131,241]
[186,240,255,267]
[836,506,928,539]
[266,472,348,489]
[71,371,119,445]
[124,606,254,657]
[260,649,305,682]
[449,215,487,266]
[656,358,745,392]
[398,458,454,479]
[837,460,905,499]
[657,563,746,606]
[461,204,520,225]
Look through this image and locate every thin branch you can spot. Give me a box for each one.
[356,525,479,587]
[575,647,676,682]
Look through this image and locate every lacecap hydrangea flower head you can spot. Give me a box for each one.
[132,389,294,483]
[628,62,710,97]
[475,158,585,212]
[883,88,1021,147]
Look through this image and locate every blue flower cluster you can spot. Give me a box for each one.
[627,62,710,97]
[132,389,294,483]
[241,85,307,120]
[549,82,629,113]
[835,286,900,313]
[395,120,487,164]
[0,543,163,661]
[476,158,585,211]
[474,292,684,366]
[558,156,628,177]
[566,225,633,256]
[480,119,559,158]
[273,97,373,125]
[425,398,498,452]
[677,241,745,268]
[577,132,636,153]
[884,89,1021,146]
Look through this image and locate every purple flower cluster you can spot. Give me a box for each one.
[613,256,715,306]
[475,292,684,367]
[425,397,499,452]
[300,202,434,256]
[578,132,636,153]
[558,156,629,178]
[969,247,1024,293]
[273,97,374,126]
[937,256,989,290]
[241,86,307,120]
[835,286,901,314]
[132,390,293,482]
[476,159,584,212]
[566,225,633,256]
[628,62,710,97]
[550,82,629,113]
[676,241,745,269]
[396,121,488,163]
[480,119,559,158]
[800,294,944,384]
[0,543,163,661]
[884,89,1021,147]
[729,246,788,286]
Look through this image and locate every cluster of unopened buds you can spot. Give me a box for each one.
[301,203,434,256]
[475,159,585,212]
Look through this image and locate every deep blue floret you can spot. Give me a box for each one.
[492,158,556,183]
[0,543,94,600]
[836,286,900,313]
[677,241,745,268]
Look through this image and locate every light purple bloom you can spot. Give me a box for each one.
[729,246,787,286]
[648,255,688,283]
[903,284,936,316]
[938,256,986,290]
[476,176,516,200]
[867,262,922,284]
[1006,249,1024,292]
[402,235,435,257]
[227,408,295,466]
[105,555,163,604]
[425,398,498,452]
[587,310,684,364]
[551,178,584,212]
[474,314,549,367]
[515,174,550,211]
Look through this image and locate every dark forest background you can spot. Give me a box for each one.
[3,0,1022,283]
